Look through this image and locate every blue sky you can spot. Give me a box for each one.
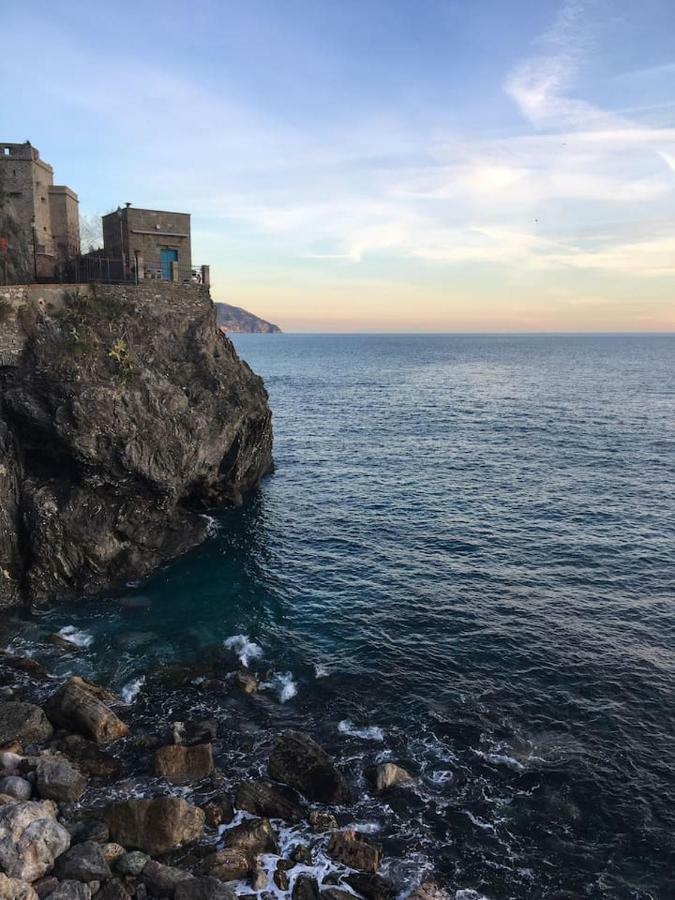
[2,0,674,330]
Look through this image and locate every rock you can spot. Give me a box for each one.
[289,845,312,866]
[0,774,32,800]
[34,876,59,898]
[0,702,54,746]
[67,819,109,845]
[321,891,356,900]
[235,780,306,822]
[172,720,218,746]
[200,849,251,882]
[250,868,267,892]
[141,860,192,897]
[327,832,381,874]
[201,796,234,828]
[0,872,39,899]
[408,883,450,900]
[0,283,273,610]
[307,810,338,832]
[268,731,352,805]
[96,880,130,900]
[0,800,70,882]
[55,735,121,778]
[273,866,289,891]
[344,874,395,900]
[153,743,213,782]
[221,817,279,856]
[101,843,126,865]
[233,671,258,694]
[47,634,81,653]
[53,840,111,882]
[105,797,205,855]
[114,851,151,877]
[365,763,413,793]
[0,794,17,806]
[36,756,88,802]
[0,750,24,769]
[292,875,320,900]
[44,882,92,900]
[44,680,128,745]
[175,878,235,900]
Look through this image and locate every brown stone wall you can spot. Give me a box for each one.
[102,206,192,276]
[49,186,81,262]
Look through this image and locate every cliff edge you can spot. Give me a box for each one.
[0,283,273,609]
[215,301,281,333]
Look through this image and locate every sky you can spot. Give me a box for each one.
[1,0,674,332]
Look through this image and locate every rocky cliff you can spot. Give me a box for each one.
[215,302,281,334]
[0,283,273,609]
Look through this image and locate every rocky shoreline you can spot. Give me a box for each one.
[0,648,446,900]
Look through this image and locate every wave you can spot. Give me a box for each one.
[338,719,385,742]
[121,675,146,704]
[58,625,94,648]
[262,671,298,703]
[224,634,263,667]
[201,514,221,538]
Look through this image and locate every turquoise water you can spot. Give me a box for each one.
[4,333,675,899]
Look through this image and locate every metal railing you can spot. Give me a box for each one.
[29,256,209,286]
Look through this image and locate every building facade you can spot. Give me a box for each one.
[0,141,80,278]
[102,204,193,282]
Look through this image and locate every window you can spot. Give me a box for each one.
[2,148,10,156]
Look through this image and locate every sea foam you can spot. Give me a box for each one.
[121,675,145,704]
[338,719,385,742]
[224,634,263,667]
[262,672,298,703]
[58,626,94,648]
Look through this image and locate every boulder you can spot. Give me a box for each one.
[0,775,32,800]
[233,671,258,694]
[200,848,251,882]
[327,832,382,874]
[0,750,23,769]
[201,796,234,828]
[141,860,192,897]
[33,876,59,897]
[66,819,108,845]
[274,866,289,891]
[175,877,235,900]
[250,867,267,891]
[308,810,338,832]
[172,720,218,746]
[292,875,320,900]
[44,680,128,745]
[95,880,130,900]
[55,735,120,778]
[268,731,352,805]
[408,883,450,900]
[44,882,92,900]
[344,874,395,900]
[322,891,356,900]
[114,850,150,877]
[153,743,213,782]
[0,872,39,899]
[365,763,413,793]
[100,843,126,865]
[105,797,205,855]
[221,817,279,856]
[53,840,111,882]
[0,703,53,746]
[235,780,306,822]
[36,756,88,802]
[0,800,70,882]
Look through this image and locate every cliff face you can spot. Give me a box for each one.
[215,302,281,334]
[0,283,273,609]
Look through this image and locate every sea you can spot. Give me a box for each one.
[3,333,675,899]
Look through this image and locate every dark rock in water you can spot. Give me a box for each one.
[289,844,313,866]
[364,762,413,793]
[307,810,338,832]
[153,743,214,783]
[273,864,289,891]
[321,890,357,900]
[173,719,218,746]
[292,874,320,900]
[0,774,32,800]
[46,634,81,653]
[55,734,121,778]
[200,795,234,828]
[235,779,306,822]
[105,797,205,855]
[0,873,39,899]
[0,283,273,609]
[66,819,109,845]
[200,848,251,882]
[0,702,54,745]
[408,883,450,900]
[268,731,352,805]
[175,877,236,900]
[44,678,128,745]
[53,840,111,882]
[142,860,193,896]
[43,881,92,900]
[36,756,88,802]
[0,800,71,882]
[233,670,259,694]
[221,817,279,856]
[327,832,382,873]
[344,873,395,900]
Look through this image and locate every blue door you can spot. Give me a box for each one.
[160,248,178,280]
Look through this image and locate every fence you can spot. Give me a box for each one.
[29,256,210,287]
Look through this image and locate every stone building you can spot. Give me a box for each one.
[102,204,196,282]
[0,141,80,278]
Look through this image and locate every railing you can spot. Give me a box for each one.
[34,256,210,287]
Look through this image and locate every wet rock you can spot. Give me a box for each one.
[200,848,252,882]
[44,679,128,745]
[36,756,88,802]
[408,883,449,900]
[235,779,306,822]
[101,842,126,865]
[141,860,192,897]
[222,817,279,856]
[321,891,356,900]
[365,763,413,793]
[66,819,109,845]
[105,797,205,855]
[250,868,267,891]
[173,720,218,746]
[153,743,213,782]
[327,832,382,874]
[96,880,131,900]
[273,865,289,891]
[307,810,338,833]
[53,840,111,882]
[200,796,234,828]
[0,774,32,800]
[0,872,39,899]
[44,882,92,900]
[292,875,320,900]
[47,634,81,653]
[233,670,258,694]
[114,851,151,877]
[268,731,352,805]
[289,845,313,866]
[0,800,70,881]
[175,878,235,900]
[0,702,54,746]
[55,735,121,778]
[344,873,395,900]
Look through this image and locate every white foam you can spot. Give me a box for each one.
[121,675,145,704]
[456,891,492,900]
[338,719,385,742]
[261,671,298,703]
[58,626,94,648]
[478,750,525,771]
[201,514,221,537]
[314,663,329,678]
[224,634,263,667]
